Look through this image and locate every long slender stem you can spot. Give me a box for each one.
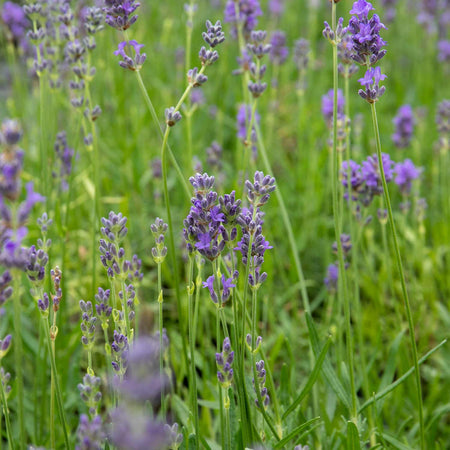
[331,1,358,420]
[42,317,70,449]
[12,272,25,448]
[187,256,199,449]
[157,262,166,418]
[50,340,55,449]
[0,367,14,450]
[370,102,424,449]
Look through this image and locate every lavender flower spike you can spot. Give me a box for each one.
[104,0,140,31]
[114,40,146,71]
[394,159,421,195]
[392,105,415,148]
[358,67,386,103]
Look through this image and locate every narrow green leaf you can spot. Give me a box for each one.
[274,417,321,449]
[380,432,412,450]
[359,339,447,413]
[282,336,331,420]
[346,421,360,450]
[305,312,352,411]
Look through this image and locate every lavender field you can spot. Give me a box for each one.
[0,0,449,448]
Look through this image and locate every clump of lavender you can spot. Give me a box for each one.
[392,105,415,148]
[216,337,234,388]
[224,0,262,40]
[269,30,289,65]
[164,423,183,450]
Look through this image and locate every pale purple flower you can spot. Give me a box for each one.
[324,263,338,293]
[394,159,421,194]
[358,66,387,103]
[392,105,415,148]
[438,40,450,63]
[114,40,146,71]
[224,0,263,39]
[322,89,345,125]
[269,31,289,65]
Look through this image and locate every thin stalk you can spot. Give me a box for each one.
[217,308,225,450]
[50,341,55,449]
[187,256,199,449]
[0,367,14,450]
[12,272,25,448]
[157,262,166,417]
[224,393,231,450]
[370,102,424,449]
[331,1,357,420]
[42,317,70,449]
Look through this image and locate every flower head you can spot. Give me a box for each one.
[394,159,421,194]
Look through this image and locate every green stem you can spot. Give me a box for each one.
[370,102,424,449]
[157,262,166,418]
[12,272,25,448]
[50,341,55,449]
[42,317,70,449]
[187,256,199,448]
[217,308,225,450]
[331,1,357,420]
[0,366,14,450]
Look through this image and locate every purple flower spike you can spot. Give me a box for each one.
[348,0,387,65]
[76,414,105,450]
[392,105,415,148]
[0,334,12,358]
[114,40,146,71]
[358,67,387,103]
[269,31,289,65]
[322,89,345,125]
[394,159,421,194]
[324,263,338,293]
[224,0,263,39]
[104,0,140,31]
